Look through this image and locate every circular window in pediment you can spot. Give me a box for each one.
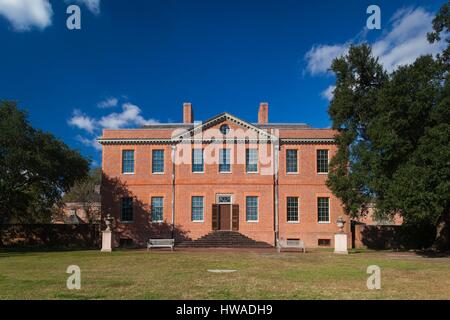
[220,124,230,135]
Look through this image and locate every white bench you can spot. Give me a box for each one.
[277,239,306,253]
[147,239,175,251]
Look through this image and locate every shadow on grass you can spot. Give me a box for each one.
[414,249,450,258]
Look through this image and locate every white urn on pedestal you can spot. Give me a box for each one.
[101,214,113,253]
[334,216,348,254]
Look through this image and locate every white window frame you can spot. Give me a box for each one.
[191,196,205,222]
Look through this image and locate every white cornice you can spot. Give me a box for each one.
[97,137,335,145]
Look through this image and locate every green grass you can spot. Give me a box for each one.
[0,249,449,299]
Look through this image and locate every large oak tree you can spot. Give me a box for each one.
[327,3,450,249]
[0,101,90,223]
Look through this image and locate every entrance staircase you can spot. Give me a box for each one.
[177,231,273,248]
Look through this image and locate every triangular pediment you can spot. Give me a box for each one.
[172,112,278,142]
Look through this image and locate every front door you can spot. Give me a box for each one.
[219,204,232,230]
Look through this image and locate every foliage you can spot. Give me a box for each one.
[0,101,90,223]
[62,167,102,223]
[327,3,450,249]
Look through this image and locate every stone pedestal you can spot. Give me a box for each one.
[334,233,348,254]
[101,230,112,252]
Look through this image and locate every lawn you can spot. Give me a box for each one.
[0,249,449,299]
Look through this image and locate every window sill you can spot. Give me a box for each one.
[152,221,164,224]
[286,172,299,175]
[318,221,330,224]
[246,220,259,223]
[152,172,165,175]
[121,221,134,224]
[317,172,329,175]
[192,220,204,223]
[122,172,134,175]
[287,221,300,224]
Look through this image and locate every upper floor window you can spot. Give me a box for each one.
[151,197,163,222]
[246,149,258,173]
[152,150,164,173]
[219,148,231,173]
[122,150,134,174]
[192,149,204,173]
[317,149,329,173]
[287,197,299,222]
[246,196,258,221]
[286,149,298,173]
[318,197,330,223]
[220,124,230,135]
[191,196,204,221]
[121,197,133,222]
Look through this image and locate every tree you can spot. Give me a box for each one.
[0,101,90,223]
[327,3,450,250]
[62,167,102,223]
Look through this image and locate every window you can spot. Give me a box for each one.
[152,150,164,173]
[217,194,232,204]
[286,149,298,173]
[192,149,204,173]
[318,197,330,222]
[151,197,163,222]
[318,239,331,246]
[246,196,258,221]
[246,149,258,173]
[287,197,299,222]
[122,150,134,173]
[317,149,329,173]
[220,124,230,135]
[121,197,133,221]
[191,196,204,221]
[219,149,231,172]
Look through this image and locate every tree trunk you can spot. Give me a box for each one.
[433,208,450,251]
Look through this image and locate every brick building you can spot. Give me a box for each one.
[98,103,349,248]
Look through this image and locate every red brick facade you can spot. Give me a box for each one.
[99,103,350,248]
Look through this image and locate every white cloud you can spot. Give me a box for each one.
[97,97,118,109]
[68,109,96,133]
[98,103,160,129]
[0,0,53,31]
[321,85,335,101]
[69,102,160,151]
[76,135,102,151]
[305,44,349,75]
[67,0,101,14]
[305,7,446,75]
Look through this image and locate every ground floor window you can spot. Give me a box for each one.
[318,239,331,246]
[151,197,163,222]
[191,196,204,221]
[287,197,299,222]
[121,197,133,221]
[318,197,330,222]
[246,196,258,221]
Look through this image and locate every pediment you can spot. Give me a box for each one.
[172,112,278,142]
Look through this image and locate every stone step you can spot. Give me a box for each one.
[177,231,273,248]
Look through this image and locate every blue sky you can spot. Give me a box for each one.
[0,0,447,166]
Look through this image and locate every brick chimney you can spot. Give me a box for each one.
[183,102,194,123]
[258,102,269,124]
